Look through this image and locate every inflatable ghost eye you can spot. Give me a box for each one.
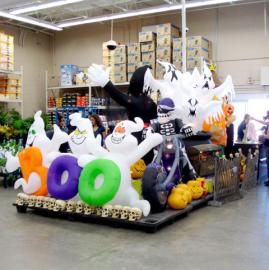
[188,98,199,117]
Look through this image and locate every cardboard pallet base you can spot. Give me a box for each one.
[13,194,213,233]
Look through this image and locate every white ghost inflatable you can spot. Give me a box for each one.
[78,117,163,216]
[154,60,235,133]
[6,110,68,194]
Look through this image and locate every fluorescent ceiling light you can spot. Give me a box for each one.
[11,0,84,15]
[0,11,62,31]
[58,0,239,28]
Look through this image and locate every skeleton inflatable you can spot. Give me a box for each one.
[78,117,163,216]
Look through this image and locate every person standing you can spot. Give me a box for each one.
[237,114,250,142]
[90,114,106,145]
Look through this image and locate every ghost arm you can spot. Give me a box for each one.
[5,152,20,172]
[103,81,132,108]
[127,133,163,165]
[211,75,235,100]
[86,135,108,157]
[49,125,69,152]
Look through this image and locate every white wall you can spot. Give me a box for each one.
[53,2,269,89]
[0,25,52,118]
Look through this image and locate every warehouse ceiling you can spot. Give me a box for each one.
[0,0,268,33]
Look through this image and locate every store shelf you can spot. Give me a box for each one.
[0,69,22,76]
[47,82,129,90]
[0,98,23,103]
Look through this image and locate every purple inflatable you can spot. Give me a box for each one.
[47,155,82,200]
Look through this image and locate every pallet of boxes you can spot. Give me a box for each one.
[127,43,140,82]
[102,42,127,83]
[0,33,21,101]
[156,23,181,79]
[186,36,212,71]
[139,31,156,78]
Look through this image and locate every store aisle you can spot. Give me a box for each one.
[0,186,268,270]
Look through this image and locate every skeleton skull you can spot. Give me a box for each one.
[16,193,24,206]
[75,201,85,214]
[21,193,30,205]
[120,206,131,220]
[28,195,37,207]
[95,206,103,216]
[66,200,76,212]
[35,196,44,207]
[48,198,56,210]
[111,205,123,218]
[83,204,94,215]
[53,200,66,212]
[129,207,143,221]
[43,197,50,209]
[101,205,113,218]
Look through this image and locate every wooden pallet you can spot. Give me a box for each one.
[13,194,213,233]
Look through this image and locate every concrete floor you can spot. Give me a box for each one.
[0,186,268,270]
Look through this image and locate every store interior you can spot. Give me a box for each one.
[0,0,269,269]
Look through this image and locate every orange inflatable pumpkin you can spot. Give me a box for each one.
[168,190,188,210]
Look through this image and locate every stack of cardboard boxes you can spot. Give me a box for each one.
[0,33,14,71]
[0,76,21,100]
[156,24,180,79]
[103,43,127,83]
[173,36,212,71]
[186,36,211,70]
[127,43,140,81]
[139,31,156,77]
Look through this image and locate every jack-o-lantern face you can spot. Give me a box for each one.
[131,159,146,179]
[223,103,234,116]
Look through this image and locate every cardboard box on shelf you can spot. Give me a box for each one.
[114,45,126,55]
[111,54,127,64]
[172,48,182,62]
[141,51,155,62]
[157,23,180,37]
[127,43,140,55]
[110,72,127,83]
[156,46,172,60]
[187,47,209,59]
[173,60,182,71]
[139,31,156,42]
[187,57,209,70]
[156,63,164,80]
[157,35,173,47]
[60,64,79,86]
[173,38,182,49]
[127,63,139,73]
[111,63,126,73]
[187,36,210,49]
[141,41,156,52]
[128,54,141,64]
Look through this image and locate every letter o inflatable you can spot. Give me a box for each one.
[79,159,121,206]
[47,155,82,200]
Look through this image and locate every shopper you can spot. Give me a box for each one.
[89,64,158,164]
[90,114,106,145]
[251,116,269,186]
[237,114,250,142]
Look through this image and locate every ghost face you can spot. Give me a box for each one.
[105,122,138,153]
[70,128,88,145]
[188,98,199,117]
[26,128,38,146]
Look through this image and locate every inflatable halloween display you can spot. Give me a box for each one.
[142,97,197,213]
[155,60,235,137]
[88,64,158,164]
[5,111,68,195]
[77,117,163,216]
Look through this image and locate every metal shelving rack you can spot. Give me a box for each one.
[45,70,129,114]
[0,66,24,117]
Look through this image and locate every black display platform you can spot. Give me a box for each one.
[13,194,213,233]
